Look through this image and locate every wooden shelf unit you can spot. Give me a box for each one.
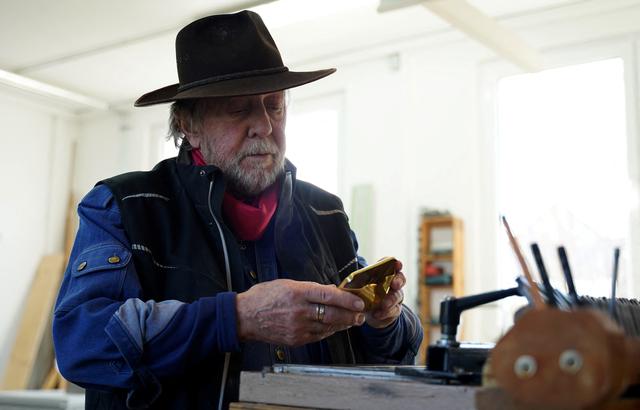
[417,214,464,365]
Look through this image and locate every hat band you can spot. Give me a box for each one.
[177,66,289,93]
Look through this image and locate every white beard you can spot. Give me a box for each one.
[202,138,285,197]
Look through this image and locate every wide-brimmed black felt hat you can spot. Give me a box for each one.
[135,10,336,107]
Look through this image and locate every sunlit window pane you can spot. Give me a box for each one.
[496,58,631,299]
[286,98,340,195]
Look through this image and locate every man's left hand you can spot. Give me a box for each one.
[365,260,405,328]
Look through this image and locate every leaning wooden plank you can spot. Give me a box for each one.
[58,370,69,391]
[64,142,78,263]
[64,194,78,263]
[41,366,59,390]
[1,253,66,390]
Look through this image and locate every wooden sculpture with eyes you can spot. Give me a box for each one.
[487,307,640,409]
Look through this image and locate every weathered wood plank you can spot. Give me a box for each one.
[231,402,315,410]
[1,254,65,390]
[240,371,476,410]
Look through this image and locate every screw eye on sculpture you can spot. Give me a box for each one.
[513,355,537,379]
[558,349,583,374]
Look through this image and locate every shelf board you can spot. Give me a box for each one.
[425,253,453,261]
[420,282,453,289]
[417,214,463,366]
[421,216,454,225]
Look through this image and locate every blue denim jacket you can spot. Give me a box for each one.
[53,184,423,393]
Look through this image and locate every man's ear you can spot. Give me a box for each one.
[179,116,201,149]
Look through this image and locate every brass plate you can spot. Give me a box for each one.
[338,257,397,311]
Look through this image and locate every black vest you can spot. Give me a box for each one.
[88,158,365,409]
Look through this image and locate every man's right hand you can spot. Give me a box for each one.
[236,279,366,347]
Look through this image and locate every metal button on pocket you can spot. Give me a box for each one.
[108,256,121,264]
[77,261,87,271]
[275,346,285,361]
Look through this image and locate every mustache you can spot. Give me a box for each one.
[239,140,280,158]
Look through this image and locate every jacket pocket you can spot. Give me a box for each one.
[71,243,131,278]
[58,243,132,311]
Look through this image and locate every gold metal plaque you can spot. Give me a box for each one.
[338,257,397,311]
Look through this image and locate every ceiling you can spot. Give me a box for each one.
[0,0,585,107]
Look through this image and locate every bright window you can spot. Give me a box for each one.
[496,58,632,299]
[161,132,179,161]
[286,94,342,195]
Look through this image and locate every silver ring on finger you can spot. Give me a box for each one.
[316,303,326,323]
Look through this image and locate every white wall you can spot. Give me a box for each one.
[0,87,77,377]
[73,104,170,196]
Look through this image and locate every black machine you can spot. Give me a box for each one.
[397,285,522,384]
[397,278,640,386]
[425,286,521,384]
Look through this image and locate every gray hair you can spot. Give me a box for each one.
[167,99,209,148]
[167,91,290,148]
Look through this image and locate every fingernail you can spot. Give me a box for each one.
[354,300,365,310]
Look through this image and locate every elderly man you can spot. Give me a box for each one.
[53,10,422,410]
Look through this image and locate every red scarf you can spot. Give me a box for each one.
[191,149,278,241]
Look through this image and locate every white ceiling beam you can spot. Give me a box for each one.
[0,68,108,110]
[378,0,543,72]
[378,0,424,13]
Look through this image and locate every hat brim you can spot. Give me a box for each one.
[134,68,336,107]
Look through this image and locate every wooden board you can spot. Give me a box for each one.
[64,194,78,263]
[231,403,314,410]
[1,253,66,390]
[240,371,476,410]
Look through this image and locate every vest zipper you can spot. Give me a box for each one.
[207,177,233,410]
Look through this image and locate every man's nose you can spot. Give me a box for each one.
[248,104,273,138]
